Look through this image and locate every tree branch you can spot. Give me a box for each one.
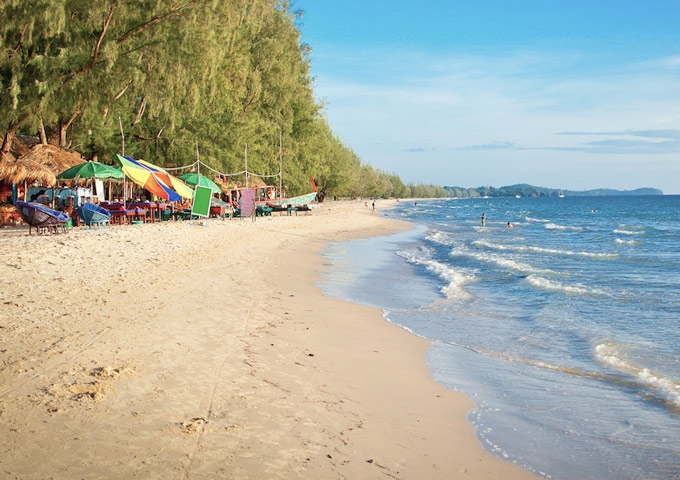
[9,24,27,60]
[116,1,194,45]
[132,97,147,126]
[60,107,81,147]
[114,81,132,101]
[62,4,117,86]
[1,113,31,153]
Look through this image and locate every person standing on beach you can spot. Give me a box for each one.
[481,212,486,226]
[372,201,376,214]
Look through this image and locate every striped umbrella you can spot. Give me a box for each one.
[116,155,187,202]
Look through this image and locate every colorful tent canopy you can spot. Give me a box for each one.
[116,155,186,202]
[57,161,123,180]
[177,172,220,194]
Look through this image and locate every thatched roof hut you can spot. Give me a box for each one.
[0,152,57,186]
[11,136,39,157]
[247,175,268,188]
[19,144,84,175]
[215,177,240,194]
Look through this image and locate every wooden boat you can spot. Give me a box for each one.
[259,191,317,207]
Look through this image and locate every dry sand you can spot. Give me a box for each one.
[0,201,536,479]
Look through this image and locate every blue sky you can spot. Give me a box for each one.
[297,1,680,193]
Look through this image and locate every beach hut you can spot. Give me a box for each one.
[19,144,84,175]
[0,152,58,196]
[16,144,87,207]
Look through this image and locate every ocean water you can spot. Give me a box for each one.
[319,196,680,480]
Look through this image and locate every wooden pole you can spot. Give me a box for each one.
[244,144,248,189]
[119,117,125,156]
[279,131,283,201]
[119,117,126,207]
[196,141,200,177]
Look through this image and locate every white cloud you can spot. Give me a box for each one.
[311,47,680,192]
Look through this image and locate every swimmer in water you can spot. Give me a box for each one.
[507,222,513,228]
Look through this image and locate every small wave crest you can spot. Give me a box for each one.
[614,225,646,236]
[545,222,584,232]
[435,339,680,413]
[594,343,680,411]
[615,238,640,246]
[397,248,475,299]
[473,239,617,260]
[525,275,603,295]
[451,246,553,275]
[525,216,551,223]
[425,230,456,247]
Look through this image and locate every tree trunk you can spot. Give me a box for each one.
[59,107,81,147]
[39,117,48,145]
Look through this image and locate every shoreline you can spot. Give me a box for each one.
[0,200,536,479]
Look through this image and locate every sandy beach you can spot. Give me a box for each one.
[0,201,536,479]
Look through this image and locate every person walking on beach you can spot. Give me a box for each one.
[481,212,486,226]
[372,201,376,214]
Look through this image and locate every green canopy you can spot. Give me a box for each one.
[57,161,123,180]
[177,172,220,194]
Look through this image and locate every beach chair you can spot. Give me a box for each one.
[77,202,111,229]
[14,201,70,235]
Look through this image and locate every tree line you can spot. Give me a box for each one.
[1,0,446,200]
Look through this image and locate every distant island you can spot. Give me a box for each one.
[443,184,663,198]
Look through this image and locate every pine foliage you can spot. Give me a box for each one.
[1,0,445,198]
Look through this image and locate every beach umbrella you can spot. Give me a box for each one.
[117,155,194,200]
[116,154,182,202]
[57,161,123,180]
[135,159,194,199]
[177,172,220,194]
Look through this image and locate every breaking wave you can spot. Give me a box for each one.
[397,247,475,300]
[435,339,680,413]
[525,216,551,223]
[614,225,646,236]
[545,223,584,232]
[615,238,640,246]
[450,246,553,275]
[525,275,603,295]
[472,239,617,260]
